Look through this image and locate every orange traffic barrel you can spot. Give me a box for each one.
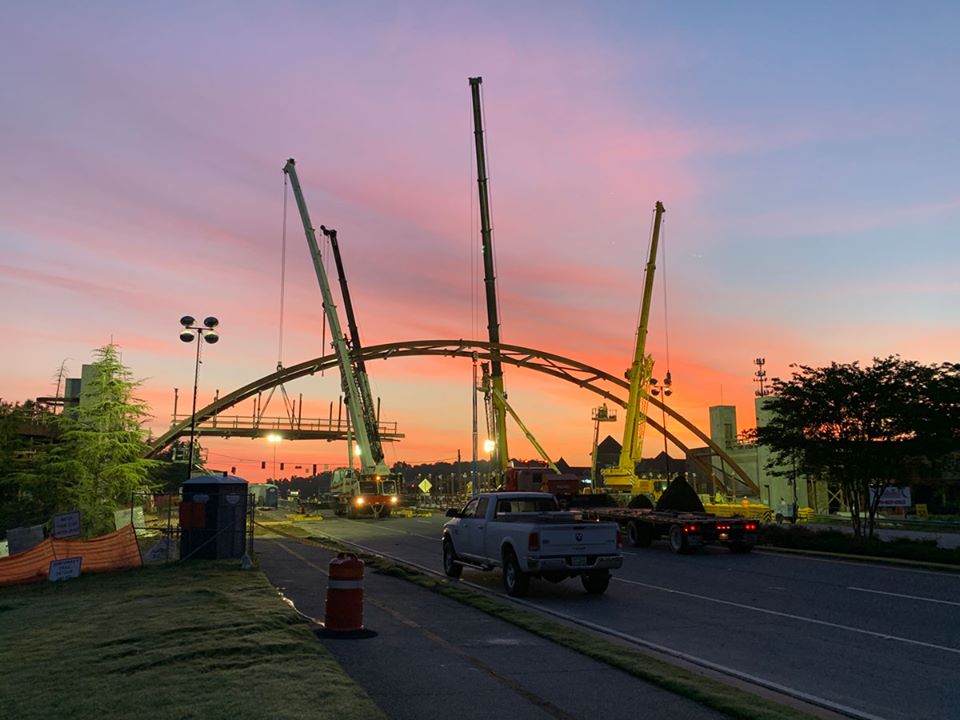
[325,552,365,632]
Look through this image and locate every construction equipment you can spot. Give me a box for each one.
[601,202,665,496]
[282,159,399,518]
[479,364,582,495]
[470,76,509,474]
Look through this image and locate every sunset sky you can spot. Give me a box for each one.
[2,2,957,481]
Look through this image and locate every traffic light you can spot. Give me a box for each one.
[280,463,285,471]
[261,461,266,469]
[312,464,317,475]
[231,466,236,474]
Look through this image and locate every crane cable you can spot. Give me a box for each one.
[278,173,288,370]
[660,215,671,378]
[480,82,504,342]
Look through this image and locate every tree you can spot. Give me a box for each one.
[0,400,62,533]
[758,357,959,537]
[45,344,159,536]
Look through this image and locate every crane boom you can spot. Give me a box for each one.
[321,224,385,465]
[602,201,665,495]
[282,159,389,479]
[470,76,509,472]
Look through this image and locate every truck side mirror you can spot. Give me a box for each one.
[445,508,459,518]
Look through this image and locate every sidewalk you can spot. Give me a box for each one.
[256,538,728,720]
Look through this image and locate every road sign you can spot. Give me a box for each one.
[418,479,432,493]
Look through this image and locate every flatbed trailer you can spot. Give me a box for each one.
[579,506,759,554]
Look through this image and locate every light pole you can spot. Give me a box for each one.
[179,315,220,480]
[267,433,282,480]
[590,404,617,488]
[649,371,673,479]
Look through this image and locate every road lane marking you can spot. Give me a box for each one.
[848,586,960,606]
[615,576,960,655]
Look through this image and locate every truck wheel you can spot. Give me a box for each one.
[502,550,530,598]
[581,570,610,594]
[442,539,463,578]
[668,524,690,554]
[627,520,653,547]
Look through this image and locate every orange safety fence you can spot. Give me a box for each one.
[0,524,143,588]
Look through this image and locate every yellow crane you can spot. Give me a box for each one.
[601,201,665,496]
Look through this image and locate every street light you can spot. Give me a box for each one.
[267,433,282,479]
[649,371,673,478]
[180,315,219,480]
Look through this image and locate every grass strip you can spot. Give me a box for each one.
[0,562,385,720]
[759,525,960,567]
[272,529,819,720]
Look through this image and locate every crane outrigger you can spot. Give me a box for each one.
[283,159,399,517]
[601,201,666,497]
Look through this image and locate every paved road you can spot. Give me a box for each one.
[289,513,960,720]
[256,537,730,720]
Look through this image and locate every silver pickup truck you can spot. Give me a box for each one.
[441,491,623,597]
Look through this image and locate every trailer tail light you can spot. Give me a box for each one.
[745,522,758,532]
[528,531,540,552]
[685,524,697,534]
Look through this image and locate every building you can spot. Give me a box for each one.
[686,399,823,513]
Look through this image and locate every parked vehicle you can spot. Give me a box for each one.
[441,491,623,597]
[572,493,759,554]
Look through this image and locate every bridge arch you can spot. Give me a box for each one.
[147,339,757,493]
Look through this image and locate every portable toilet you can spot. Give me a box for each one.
[180,475,249,560]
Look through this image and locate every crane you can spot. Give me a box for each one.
[601,201,665,497]
[470,76,510,475]
[282,159,399,517]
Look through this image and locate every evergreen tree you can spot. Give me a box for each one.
[46,344,159,536]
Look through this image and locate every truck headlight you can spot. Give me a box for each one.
[390,496,399,505]
[354,497,365,506]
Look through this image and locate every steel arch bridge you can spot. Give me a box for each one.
[147,339,757,494]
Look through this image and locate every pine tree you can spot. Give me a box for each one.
[47,343,159,536]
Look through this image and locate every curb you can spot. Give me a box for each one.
[756,544,960,571]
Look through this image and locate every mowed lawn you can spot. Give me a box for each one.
[0,562,385,720]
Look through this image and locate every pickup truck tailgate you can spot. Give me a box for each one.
[539,523,616,555]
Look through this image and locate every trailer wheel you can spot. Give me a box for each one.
[581,570,611,595]
[502,550,530,597]
[627,520,653,547]
[668,524,690,554]
[442,539,463,578]
[728,541,753,554]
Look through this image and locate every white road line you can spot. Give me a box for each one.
[848,586,960,607]
[615,576,960,655]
